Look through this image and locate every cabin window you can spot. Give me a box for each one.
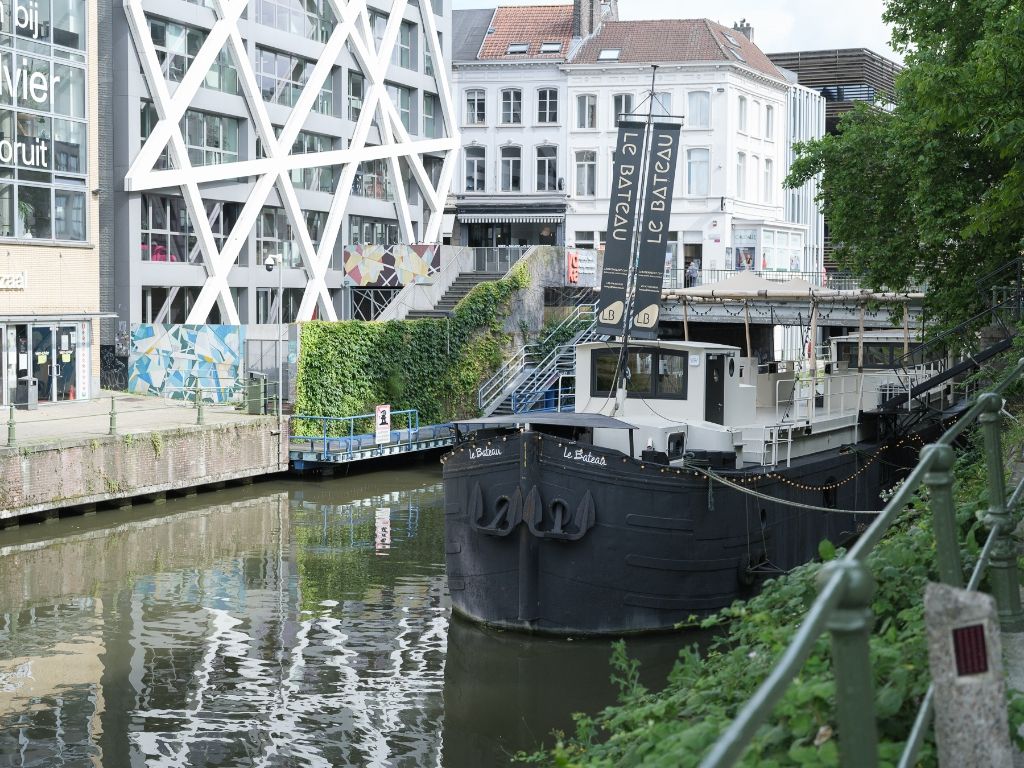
[667,432,686,459]
[591,348,689,399]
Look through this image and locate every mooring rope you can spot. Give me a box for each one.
[690,464,883,515]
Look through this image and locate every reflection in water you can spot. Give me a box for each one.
[0,469,688,767]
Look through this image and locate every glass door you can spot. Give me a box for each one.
[55,325,77,400]
[31,325,54,403]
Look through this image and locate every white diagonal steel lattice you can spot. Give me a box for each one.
[123,0,460,323]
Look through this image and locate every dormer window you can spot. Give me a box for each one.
[597,48,621,61]
[724,33,739,46]
[507,42,529,54]
[729,47,746,63]
[540,41,562,54]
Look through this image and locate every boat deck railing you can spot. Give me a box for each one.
[700,356,1024,767]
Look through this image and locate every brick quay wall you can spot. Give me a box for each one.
[0,418,288,523]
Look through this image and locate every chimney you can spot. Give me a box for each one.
[574,0,617,37]
[733,18,753,41]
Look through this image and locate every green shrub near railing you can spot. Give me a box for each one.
[294,260,529,429]
[527,361,1024,768]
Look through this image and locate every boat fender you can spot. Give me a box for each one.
[470,483,524,537]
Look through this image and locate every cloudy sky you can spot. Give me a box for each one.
[449,0,901,61]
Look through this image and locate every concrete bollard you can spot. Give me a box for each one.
[924,582,1013,767]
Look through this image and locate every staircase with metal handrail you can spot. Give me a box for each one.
[478,301,599,416]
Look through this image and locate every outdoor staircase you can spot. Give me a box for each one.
[404,272,504,320]
[478,301,602,416]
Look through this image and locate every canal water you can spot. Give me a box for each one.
[0,465,692,767]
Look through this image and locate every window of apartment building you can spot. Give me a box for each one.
[765,105,774,140]
[387,82,413,131]
[393,21,415,69]
[575,150,596,196]
[140,196,240,264]
[260,130,334,192]
[613,93,633,125]
[256,287,304,323]
[738,95,748,132]
[465,146,485,191]
[348,71,365,121]
[500,146,521,191]
[687,91,710,129]
[348,215,399,245]
[142,286,211,324]
[0,0,88,50]
[369,10,387,52]
[574,231,595,248]
[752,101,762,137]
[751,156,760,200]
[352,158,393,201]
[576,94,596,129]
[465,89,485,125]
[255,47,333,114]
[686,148,709,196]
[764,158,773,203]
[540,41,562,54]
[149,18,239,94]
[183,110,239,166]
[536,145,557,191]
[736,151,746,198]
[254,0,335,42]
[652,92,671,117]
[257,206,326,268]
[501,89,522,124]
[537,88,558,123]
[425,32,441,77]
[423,93,440,137]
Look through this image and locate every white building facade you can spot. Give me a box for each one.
[451,8,826,284]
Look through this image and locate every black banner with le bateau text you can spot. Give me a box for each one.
[631,122,682,339]
[595,120,645,336]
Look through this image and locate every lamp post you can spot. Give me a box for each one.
[264,254,284,437]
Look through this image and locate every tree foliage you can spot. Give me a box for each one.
[786,0,1024,328]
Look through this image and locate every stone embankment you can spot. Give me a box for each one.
[0,393,287,524]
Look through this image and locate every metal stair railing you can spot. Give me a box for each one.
[700,359,1024,767]
[478,301,597,414]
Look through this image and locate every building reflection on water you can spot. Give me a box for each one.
[0,473,685,768]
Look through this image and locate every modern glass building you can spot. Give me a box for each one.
[0,0,99,405]
[107,0,456,343]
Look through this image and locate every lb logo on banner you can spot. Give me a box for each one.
[375,404,391,445]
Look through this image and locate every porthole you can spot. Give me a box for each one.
[729,359,736,377]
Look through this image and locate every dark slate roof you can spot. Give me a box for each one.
[452,8,495,62]
[477,4,574,60]
[569,19,784,80]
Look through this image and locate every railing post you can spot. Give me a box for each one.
[819,559,878,767]
[108,396,117,436]
[921,444,963,587]
[978,392,1024,631]
[7,405,14,446]
[195,383,205,426]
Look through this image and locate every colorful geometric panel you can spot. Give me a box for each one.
[343,244,440,287]
[128,324,246,403]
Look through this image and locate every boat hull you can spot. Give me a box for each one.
[443,431,898,635]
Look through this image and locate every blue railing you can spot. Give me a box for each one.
[290,409,429,460]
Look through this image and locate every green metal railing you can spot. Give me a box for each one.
[702,356,1024,768]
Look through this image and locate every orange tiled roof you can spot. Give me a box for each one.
[570,19,784,80]
[477,4,575,60]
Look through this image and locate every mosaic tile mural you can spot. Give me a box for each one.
[343,244,440,287]
[128,324,245,403]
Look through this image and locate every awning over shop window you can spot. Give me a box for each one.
[458,213,565,224]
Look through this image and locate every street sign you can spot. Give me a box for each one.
[375,404,391,445]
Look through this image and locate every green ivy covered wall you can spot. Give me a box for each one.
[294,262,530,427]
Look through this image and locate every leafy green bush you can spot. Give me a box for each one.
[524,421,1024,767]
[294,261,529,431]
